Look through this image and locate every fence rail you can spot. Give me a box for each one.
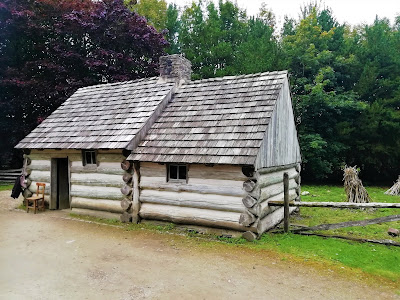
[0,168,22,183]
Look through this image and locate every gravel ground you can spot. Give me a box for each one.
[0,190,399,300]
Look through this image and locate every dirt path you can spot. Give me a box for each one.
[0,191,398,300]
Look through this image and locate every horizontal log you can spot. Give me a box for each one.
[293,214,400,232]
[139,203,257,232]
[70,161,123,175]
[70,173,122,187]
[29,153,81,161]
[29,170,51,183]
[294,232,400,247]
[251,189,297,218]
[257,207,297,235]
[140,175,244,189]
[120,212,132,223]
[29,160,51,171]
[259,179,297,202]
[189,164,248,181]
[71,208,121,220]
[141,181,246,197]
[123,173,132,184]
[121,185,132,196]
[70,185,122,200]
[243,180,256,192]
[139,162,165,177]
[140,189,245,213]
[257,164,298,175]
[121,198,132,211]
[268,201,400,209]
[70,197,124,214]
[121,160,131,171]
[256,168,298,189]
[140,163,248,182]
[242,194,257,208]
[239,211,257,227]
[23,189,33,198]
[28,181,51,195]
[0,168,22,172]
[96,153,125,163]
[0,171,22,176]
[242,231,257,242]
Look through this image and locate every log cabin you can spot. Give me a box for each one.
[16,54,301,239]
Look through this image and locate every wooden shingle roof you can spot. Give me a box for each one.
[16,78,175,149]
[129,71,288,165]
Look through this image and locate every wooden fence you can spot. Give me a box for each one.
[0,168,22,183]
[272,172,400,246]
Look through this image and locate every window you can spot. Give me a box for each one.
[168,164,187,182]
[83,150,96,166]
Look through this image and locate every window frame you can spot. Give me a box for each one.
[167,164,188,183]
[82,150,97,166]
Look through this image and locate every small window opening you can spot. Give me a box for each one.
[83,150,96,166]
[168,164,187,181]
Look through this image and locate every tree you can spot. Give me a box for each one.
[165,3,181,54]
[125,0,168,31]
[282,7,361,180]
[0,0,168,168]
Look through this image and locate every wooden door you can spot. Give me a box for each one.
[50,158,70,209]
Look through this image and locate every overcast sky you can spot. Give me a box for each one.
[166,0,400,28]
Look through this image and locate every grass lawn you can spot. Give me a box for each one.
[295,185,400,240]
[0,183,13,191]
[250,185,400,284]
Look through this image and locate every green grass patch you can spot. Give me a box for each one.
[0,183,13,191]
[295,185,400,240]
[252,233,400,282]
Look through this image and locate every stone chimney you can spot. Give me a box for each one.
[158,54,191,84]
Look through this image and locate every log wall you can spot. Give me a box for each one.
[25,150,125,216]
[138,162,257,232]
[238,164,301,236]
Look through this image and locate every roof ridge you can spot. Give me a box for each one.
[183,70,288,85]
[77,76,159,92]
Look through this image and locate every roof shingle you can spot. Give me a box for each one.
[16,78,175,149]
[128,71,287,165]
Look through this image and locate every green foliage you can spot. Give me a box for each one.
[256,233,400,282]
[0,184,13,191]
[178,0,280,79]
[298,185,400,239]
[126,0,167,31]
[2,0,399,183]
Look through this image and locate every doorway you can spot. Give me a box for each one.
[50,158,70,209]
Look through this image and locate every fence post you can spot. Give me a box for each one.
[283,172,289,233]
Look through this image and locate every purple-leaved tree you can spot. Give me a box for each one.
[0,0,168,168]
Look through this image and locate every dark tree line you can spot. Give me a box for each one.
[137,0,400,183]
[1,0,399,184]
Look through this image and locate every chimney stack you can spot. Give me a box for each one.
[158,54,191,84]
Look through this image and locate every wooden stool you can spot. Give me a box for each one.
[26,183,46,214]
